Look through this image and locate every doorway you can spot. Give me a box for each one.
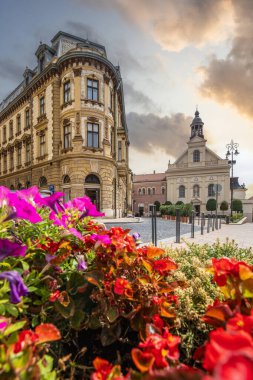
[85,189,100,211]
[194,205,200,216]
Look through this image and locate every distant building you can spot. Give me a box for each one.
[132,172,166,216]
[166,110,230,214]
[0,31,132,217]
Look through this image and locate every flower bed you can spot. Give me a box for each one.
[0,186,252,379]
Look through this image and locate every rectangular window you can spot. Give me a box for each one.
[64,123,71,149]
[40,96,45,116]
[87,79,98,101]
[3,154,7,171]
[26,141,31,163]
[118,140,122,161]
[10,151,14,170]
[87,123,99,148]
[9,121,13,138]
[63,188,71,202]
[64,81,71,103]
[110,89,113,110]
[3,126,6,142]
[17,115,21,133]
[39,133,46,156]
[17,144,22,166]
[25,109,30,128]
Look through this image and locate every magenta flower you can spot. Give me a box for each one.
[77,256,87,271]
[64,197,104,217]
[0,317,7,331]
[89,234,111,246]
[0,271,28,304]
[0,239,26,261]
[39,192,65,213]
[7,192,42,223]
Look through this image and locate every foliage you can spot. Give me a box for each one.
[220,200,228,214]
[175,201,184,206]
[164,201,172,206]
[232,198,243,212]
[230,212,244,223]
[1,185,253,379]
[160,204,192,217]
[206,199,216,213]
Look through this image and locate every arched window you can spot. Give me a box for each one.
[10,185,14,191]
[85,174,100,184]
[63,175,71,184]
[148,188,151,195]
[17,183,22,190]
[193,150,200,162]
[193,184,200,197]
[208,184,215,197]
[179,185,185,198]
[152,188,155,195]
[161,187,165,195]
[138,188,141,195]
[39,176,47,187]
[142,188,145,195]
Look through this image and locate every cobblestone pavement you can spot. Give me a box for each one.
[104,217,200,244]
[160,222,253,250]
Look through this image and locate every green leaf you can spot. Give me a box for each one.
[4,320,26,336]
[5,304,18,317]
[106,307,119,323]
[101,323,121,346]
[0,304,5,315]
[70,310,86,330]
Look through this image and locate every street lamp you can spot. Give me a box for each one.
[226,140,239,217]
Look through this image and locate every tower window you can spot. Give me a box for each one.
[39,96,45,116]
[25,109,30,128]
[63,121,71,149]
[17,144,22,166]
[17,115,21,133]
[87,79,98,101]
[87,123,99,148]
[39,132,46,156]
[64,81,71,103]
[193,150,200,162]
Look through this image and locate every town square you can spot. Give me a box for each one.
[0,1,253,379]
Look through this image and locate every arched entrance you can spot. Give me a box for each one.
[84,174,100,211]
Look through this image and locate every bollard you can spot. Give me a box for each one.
[207,214,210,233]
[219,216,221,229]
[191,211,195,238]
[151,205,157,246]
[212,215,215,231]
[175,208,181,243]
[215,215,218,230]
[201,212,204,235]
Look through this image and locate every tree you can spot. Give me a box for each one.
[220,200,229,215]
[164,201,172,205]
[206,198,217,214]
[154,200,161,212]
[232,199,243,213]
[176,201,184,205]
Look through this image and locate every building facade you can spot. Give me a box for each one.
[0,31,132,217]
[132,172,167,216]
[166,110,231,214]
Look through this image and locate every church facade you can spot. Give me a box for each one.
[166,110,230,214]
[0,31,132,217]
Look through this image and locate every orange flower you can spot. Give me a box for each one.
[114,278,133,299]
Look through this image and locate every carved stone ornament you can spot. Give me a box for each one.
[73,68,82,77]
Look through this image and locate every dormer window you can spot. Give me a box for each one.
[193,150,200,162]
[39,56,45,73]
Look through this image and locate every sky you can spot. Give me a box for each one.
[1,0,253,197]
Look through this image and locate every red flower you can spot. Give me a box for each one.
[211,258,253,286]
[114,278,133,298]
[153,314,164,330]
[153,258,177,274]
[227,312,253,335]
[92,357,113,380]
[13,330,39,353]
[49,290,61,302]
[132,328,180,372]
[203,328,253,372]
[214,353,253,380]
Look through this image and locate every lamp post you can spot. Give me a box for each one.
[226,140,239,217]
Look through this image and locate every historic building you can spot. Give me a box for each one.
[132,172,167,216]
[166,110,230,214]
[0,31,132,217]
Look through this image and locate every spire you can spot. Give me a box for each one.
[190,108,204,139]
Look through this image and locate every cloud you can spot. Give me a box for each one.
[0,59,23,81]
[76,0,233,51]
[65,21,102,43]
[199,0,253,119]
[124,82,160,113]
[127,112,191,155]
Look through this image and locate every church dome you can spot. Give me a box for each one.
[190,110,203,126]
[190,109,204,139]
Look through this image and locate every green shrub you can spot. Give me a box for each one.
[230,212,243,223]
[220,200,229,214]
[206,198,216,214]
[232,198,243,212]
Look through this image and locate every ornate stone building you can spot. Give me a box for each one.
[0,31,132,217]
[166,110,231,214]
